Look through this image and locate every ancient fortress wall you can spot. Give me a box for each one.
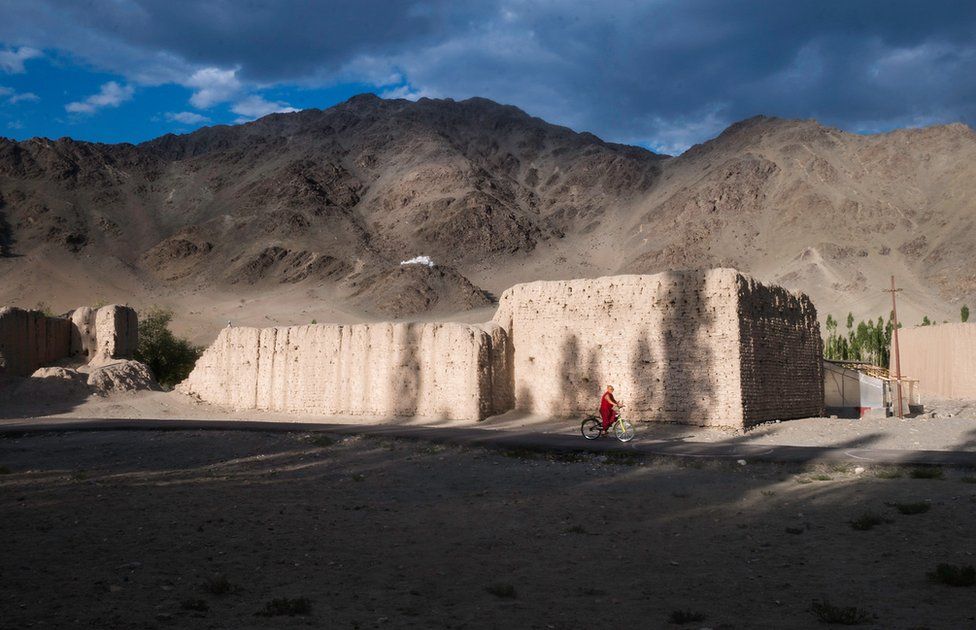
[181,269,821,427]
[895,323,976,399]
[491,269,822,427]
[0,307,72,377]
[736,275,823,422]
[0,305,138,377]
[180,322,510,420]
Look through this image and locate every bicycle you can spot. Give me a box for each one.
[580,409,635,442]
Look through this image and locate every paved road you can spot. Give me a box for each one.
[2,417,975,468]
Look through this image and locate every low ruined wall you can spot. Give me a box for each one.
[491,269,822,427]
[0,307,72,377]
[0,304,139,377]
[180,322,511,420]
[895,323,976,399]
[736,275,823,422]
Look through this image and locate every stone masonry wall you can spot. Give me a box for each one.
[736,275,823,424]
[179,322,511,420]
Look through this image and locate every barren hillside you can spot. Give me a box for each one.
[0,95,973,342]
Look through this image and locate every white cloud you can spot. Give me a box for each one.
[7,120,23,130]
[0,46,42,73]
[230,95,298,120]
[65,81,134,114]
[8,91,39,104]
[186,67,241,108]
[400,255,435,267]
[0,86,11,96]
[165,111,210,124]
[379,84,434,101]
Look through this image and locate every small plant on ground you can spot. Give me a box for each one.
[810,598,873,624]
[887,501,930,515]
[0,465,10,474]
[669,609,706,624]
[565,524,588,534]
[874,468,902,479]
[180,599,209,612]
[785,526,804,535]
[306,435,335,448]
[849,512,886,531]
[960,476,976,484]
[485,583,517,598]
[201,574,236,595]
[927,563,976,587]
[909,467,944,480]
[810,473,833,481]
[255,597,313,616]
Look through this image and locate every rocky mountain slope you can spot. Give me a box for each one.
[1,94,973,341]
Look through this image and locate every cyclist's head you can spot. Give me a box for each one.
[606,385,614,392]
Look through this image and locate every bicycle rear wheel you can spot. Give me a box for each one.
[581,417,602,440]
[613,419,635,442]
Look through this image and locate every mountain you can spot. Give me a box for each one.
[1,95,973,342]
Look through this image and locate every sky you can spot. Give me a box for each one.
[0,1,975,155]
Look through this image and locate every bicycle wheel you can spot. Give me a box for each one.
[613,419,635,442]
[581,417,602,440]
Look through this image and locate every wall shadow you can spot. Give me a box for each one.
[659,271,715,425]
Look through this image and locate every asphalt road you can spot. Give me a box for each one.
[2,417,974,468]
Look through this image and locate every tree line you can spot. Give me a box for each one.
[823,305,970,366]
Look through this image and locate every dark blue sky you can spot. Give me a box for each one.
[1,0,974,154]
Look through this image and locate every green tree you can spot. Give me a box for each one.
[962,305,970,323]
[846,312,855,330]
[921,315,932,326]
[135,307,203,389]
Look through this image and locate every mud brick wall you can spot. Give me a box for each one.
[491,269,822,428]
[179,322,512,420]
[0,307,72,377]
[736,275,823,424]
[895,323,976,399]
[491,269,745,425]
[0,304,139,377]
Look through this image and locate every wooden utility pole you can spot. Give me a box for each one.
[883,276,904,418]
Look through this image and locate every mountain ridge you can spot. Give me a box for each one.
[1,94,973,341]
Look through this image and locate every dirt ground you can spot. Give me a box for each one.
[1,430,974,629]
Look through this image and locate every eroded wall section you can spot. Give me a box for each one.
[0,307,72,377]
[179,322,511,420]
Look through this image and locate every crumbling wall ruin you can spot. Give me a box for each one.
[0,307,72,377]
[490,268,822,427]
[0,305,138,377]
[181,268,821,427]
[180,322,510,420]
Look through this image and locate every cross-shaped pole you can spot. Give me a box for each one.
[883,276,904,418]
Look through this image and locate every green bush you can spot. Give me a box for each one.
[136,307,203,388]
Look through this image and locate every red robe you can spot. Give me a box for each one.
[600,391,618,430]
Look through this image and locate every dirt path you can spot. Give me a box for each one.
[1,431,974,628]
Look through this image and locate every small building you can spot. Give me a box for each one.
[824,359,921,418]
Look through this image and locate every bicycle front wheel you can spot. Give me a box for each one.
[581,417,602,440]
[614,419,635,442]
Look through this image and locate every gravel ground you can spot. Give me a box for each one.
[1,430,975,629]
